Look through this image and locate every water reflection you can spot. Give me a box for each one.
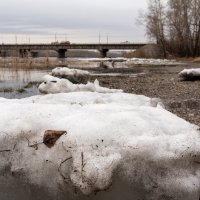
[0,67,50,99]
[0,57,147,99]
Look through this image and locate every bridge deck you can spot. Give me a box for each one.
[0,43,148,51]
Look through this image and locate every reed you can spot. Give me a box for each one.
[0,57,66,69]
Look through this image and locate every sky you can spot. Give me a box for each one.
[0,0,148,44]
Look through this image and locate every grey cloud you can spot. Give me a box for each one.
[0,0,147,42]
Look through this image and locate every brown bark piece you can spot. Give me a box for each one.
[43,130,67,148]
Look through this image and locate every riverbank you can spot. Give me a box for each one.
[0,59,199,199]
[91,64,200,126]
[0,57,199,126]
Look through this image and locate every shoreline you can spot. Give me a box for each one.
[0,59,199,126]
[90,64,200,127]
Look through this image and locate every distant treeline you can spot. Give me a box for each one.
[143,0,200,57]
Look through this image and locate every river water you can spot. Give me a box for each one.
[0,58,144,99]
[0,67,50,98]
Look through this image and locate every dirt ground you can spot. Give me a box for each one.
[90,63,200,127]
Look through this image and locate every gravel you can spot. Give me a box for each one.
[90,64,200,127]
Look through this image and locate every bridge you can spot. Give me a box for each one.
[0,43,148,58]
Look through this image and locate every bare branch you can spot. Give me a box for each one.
[24,136,43,150]
[0,149,11,153]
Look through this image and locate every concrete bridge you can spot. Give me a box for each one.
[0,43,148,58]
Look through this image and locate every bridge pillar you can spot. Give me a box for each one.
[57,49,67,58]
[99,49,109,58]
[19,49,30,58]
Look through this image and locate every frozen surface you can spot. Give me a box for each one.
[67,57,127,62]
[67,57,180,66]
[38,75,122,94]
[126,58,180,65]
[0,92,199,200]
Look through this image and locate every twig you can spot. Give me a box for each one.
[81,152,84,169]
[62,142,69,152]
[24,136,43,150]
[58,156,72,183]
[81,152,86,173]
[82,152,87,168]
[13,143,17,150]
[81,152,88,184]
[0,149,11,153]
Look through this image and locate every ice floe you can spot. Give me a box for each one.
[51,67,90,83]
[38,75,122,94]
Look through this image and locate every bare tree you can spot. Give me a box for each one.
[143,0,200,57]
[145,0,167,58]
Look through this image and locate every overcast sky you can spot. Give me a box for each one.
[0,0,148,43]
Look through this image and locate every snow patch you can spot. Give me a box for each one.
[38,75,123,94]
[126,58,180,65]
[66,57,180,66]
[0,92,199,199]
[69,57,126,62]
[51,67,90,76]
[51,67,90,84]
[179,68,200,80]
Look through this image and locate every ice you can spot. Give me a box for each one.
[179,68,200,80]
[126,58,180,65]
[38,75,123,94]
[51,67,90,84]
[52,67,90,76]
[66,57,180,66]
[68,57,127,62]
[0,92,199,199]
[69,57,179,65]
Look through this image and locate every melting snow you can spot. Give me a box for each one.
[126,58,180,65]
[66,57,180,66]
[51,67,90,76]
[38,75,122,94]
[51,67,90,84]
[179,68,200,80]
[0,92,199,199]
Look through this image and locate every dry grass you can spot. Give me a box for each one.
[125,50,149,59]
[192,57,200,62]
[124,44,164,59]
[0,57,65,69]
